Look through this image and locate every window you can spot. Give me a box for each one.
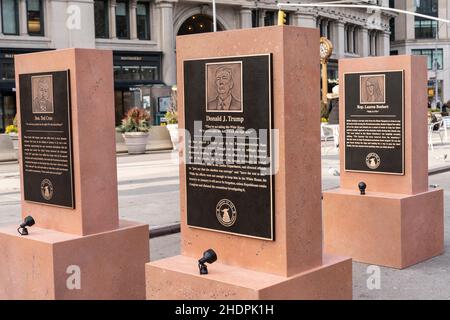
[327,21,332,40]
[136,2,150,40]
[415,0,438,16]
[415,20,437,39]
[319,20,330,38]
[345,27,350,52]
[345,25,356,54]
[369,31,377,56]
[389,18,395,41]
[285,12,290,26]
[412,48,443,70]
[1,61,15,80]
[252,9,260,28]
[116,0,130,39]
[141,66,157,80]
[1,0,19,35]
[26,0,44,35]
[94,0,109,38]
[114,65,159,81]
[415,0,438,39]
[264,11,275,26]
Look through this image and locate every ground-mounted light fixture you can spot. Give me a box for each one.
[198,249,217,275]
[358,182,367,195]
[17,216,35,236]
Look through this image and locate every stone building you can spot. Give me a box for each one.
[0,0,392,132]
[390,0,450,105]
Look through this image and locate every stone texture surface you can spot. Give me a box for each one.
[323,55,444,269]
[5,49,151,300]
[177,25,323,277]
[15,48,119,236]
[0,220,149,300]
[338,55,428,195]
[146,254,352,300]
[146,26,352,300]
[324,188,444,268]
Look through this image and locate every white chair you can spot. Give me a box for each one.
[321,123,334,142]
[442,116,450,142]
[428,120,445,151]
[321,123,339,154]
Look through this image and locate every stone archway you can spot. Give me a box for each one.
[177,14,224,36]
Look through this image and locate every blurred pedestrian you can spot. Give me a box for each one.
[327,85,339,125]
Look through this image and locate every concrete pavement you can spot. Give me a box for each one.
[2,141,450,299]
[149,169,450,300]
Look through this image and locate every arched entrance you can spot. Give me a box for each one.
[177,14,224,36]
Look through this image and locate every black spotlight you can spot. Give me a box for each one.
[358,182,367,195]
[17,216,35,236]
[198,249,217,275]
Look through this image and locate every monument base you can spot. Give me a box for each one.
[0,220,149,299]
[145,254,352,300]
[323,188,444,269]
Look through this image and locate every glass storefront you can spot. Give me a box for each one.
[0,94,16,132]
[0,48,51,133]
[0,49,166,132]
[115,85,172,126]
[113,51,168,125]
[427,79,443,105]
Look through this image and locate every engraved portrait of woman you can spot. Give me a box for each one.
[360,75,385,104]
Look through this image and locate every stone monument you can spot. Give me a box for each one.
[145,26,352,300]
[0,49,149,299]
[323,55,444,268]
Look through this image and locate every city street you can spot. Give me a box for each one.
[1,140,450,299]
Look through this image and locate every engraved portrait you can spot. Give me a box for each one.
[32,75,54,114]
[206,62,243,112]
[360,74,385,104]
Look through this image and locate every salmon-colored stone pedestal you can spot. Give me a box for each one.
[323,56,444,269]
[0,221,148,299]
[0,49,149,299]
[146,255,351,300]
[146,26,352,300]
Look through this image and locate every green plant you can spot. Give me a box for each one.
[5,115,18,134]
[320,101,329,119]
[321,117,328,123]
[5,124,18,134]
[117,107,151,133]
[165,110,178,124]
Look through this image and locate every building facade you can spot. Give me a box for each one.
[0,0,392,132]
[390,0,450,105]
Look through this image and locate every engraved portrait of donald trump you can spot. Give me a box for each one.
[206,62,243,112]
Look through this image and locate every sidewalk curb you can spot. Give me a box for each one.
[149,223,180,239]
[149,166,450,239]
[429,165,450,176]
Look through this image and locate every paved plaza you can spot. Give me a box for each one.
[1,139,450,299]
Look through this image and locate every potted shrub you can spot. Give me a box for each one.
[117,107,151,155]
[165,86,178,150]
[165,110,178,150]
[6,116,19,150]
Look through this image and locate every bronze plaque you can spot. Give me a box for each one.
[344,70,405,175]
[184,54,274,240]
[19,70,75,208]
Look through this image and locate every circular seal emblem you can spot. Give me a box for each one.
[40,179,54,200]
[365,152,381,170]
[216,199,237,227]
